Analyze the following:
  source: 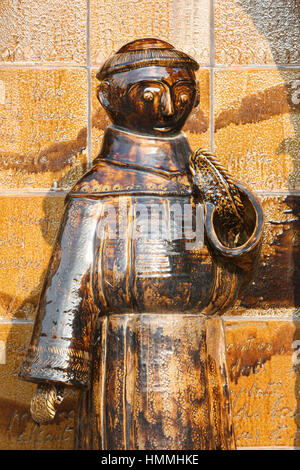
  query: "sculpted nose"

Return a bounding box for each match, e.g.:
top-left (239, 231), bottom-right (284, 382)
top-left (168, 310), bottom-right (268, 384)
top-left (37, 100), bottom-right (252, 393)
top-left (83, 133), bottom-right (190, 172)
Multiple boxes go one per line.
top-left (160, 90), bottom-right (174, 117)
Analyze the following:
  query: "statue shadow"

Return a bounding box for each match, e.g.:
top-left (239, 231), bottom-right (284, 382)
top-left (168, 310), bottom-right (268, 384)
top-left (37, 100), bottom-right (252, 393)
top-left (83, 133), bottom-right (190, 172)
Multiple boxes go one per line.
top-left (2, 162), bottom-right (87, 448)
top-left (2, 98), bottom-right (107, 448)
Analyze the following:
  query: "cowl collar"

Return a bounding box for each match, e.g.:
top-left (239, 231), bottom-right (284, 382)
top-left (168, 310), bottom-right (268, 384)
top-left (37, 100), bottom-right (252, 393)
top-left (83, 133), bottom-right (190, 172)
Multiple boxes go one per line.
top-left (94, 125), bottom-right (192, 174)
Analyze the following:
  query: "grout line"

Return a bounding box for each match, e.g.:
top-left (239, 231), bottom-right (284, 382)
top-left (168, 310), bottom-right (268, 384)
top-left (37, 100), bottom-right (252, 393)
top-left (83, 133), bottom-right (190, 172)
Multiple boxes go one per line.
top-left (254, 189), bottom-right (300, 197)
top-left (0, 64), bottom-right (89, 69)
top-left (212, 64), bottom-right (300, 70)
top-left (209, 0), bottom-right (215, 152)
top-left (87, 0), bottom-right (92, 170)
top-left (0, 63), bottom-right (297, 71)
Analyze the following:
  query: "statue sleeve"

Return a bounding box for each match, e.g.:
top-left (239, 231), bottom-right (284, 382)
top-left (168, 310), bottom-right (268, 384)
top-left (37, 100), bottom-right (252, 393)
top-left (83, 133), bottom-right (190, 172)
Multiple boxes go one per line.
top-left (19, 196), bottom-right (102, 389)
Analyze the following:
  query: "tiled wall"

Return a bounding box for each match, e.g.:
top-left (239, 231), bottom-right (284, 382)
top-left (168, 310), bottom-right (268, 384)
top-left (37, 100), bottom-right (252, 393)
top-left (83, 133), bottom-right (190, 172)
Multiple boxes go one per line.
top-left (0, 0), bottom-right (298, 449)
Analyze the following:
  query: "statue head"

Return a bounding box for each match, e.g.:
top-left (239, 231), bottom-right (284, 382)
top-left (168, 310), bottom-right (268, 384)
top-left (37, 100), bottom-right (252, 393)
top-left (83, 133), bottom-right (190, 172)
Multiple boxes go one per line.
top-left (96, 38), bottom-right (200, 137)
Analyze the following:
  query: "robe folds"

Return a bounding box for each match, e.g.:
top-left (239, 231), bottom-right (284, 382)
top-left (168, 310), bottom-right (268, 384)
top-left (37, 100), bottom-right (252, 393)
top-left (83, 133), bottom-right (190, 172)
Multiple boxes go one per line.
top-left (20, 126), bottom-right (263, 449)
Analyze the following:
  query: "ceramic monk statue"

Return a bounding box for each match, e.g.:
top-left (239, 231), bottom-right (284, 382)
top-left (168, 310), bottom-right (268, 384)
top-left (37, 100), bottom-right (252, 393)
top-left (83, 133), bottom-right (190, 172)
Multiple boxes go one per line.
top-left (19, 38), bottom-right (264, 450)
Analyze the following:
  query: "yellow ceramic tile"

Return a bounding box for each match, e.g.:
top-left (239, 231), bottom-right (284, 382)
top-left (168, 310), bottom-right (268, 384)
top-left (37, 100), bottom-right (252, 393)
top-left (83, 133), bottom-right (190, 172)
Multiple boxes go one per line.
top-left (225, 320), bottom-right (300, 447)
top-left (214, 69), bottom-right (300, 191)
top-left (90, 0), bottom-right (210, 66)
top-left (91, 68), bottom-right (210, 162)
top-left (0, 0), bottom-right (87, 64)
top-left (0, 323), bottom-right (78, 449)
top-left (0, 68), bottom-right (88, 190)
top-left (215, 0), bottom-right (300, 65)
top-left (0, 195), bottom-right (65, 320)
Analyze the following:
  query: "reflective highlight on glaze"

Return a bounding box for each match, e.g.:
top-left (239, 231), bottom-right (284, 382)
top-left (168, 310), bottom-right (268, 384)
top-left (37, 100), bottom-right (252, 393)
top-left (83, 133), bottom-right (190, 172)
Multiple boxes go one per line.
top-left (19, 38), bottom-right (264, 450)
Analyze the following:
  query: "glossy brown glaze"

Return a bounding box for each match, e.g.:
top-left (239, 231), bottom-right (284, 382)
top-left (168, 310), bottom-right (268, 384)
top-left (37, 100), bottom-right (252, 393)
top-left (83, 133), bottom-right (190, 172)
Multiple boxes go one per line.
top-left (75, 315), bottom-right (235, 450)
top-left (19, 38), bottom-right (264, 450)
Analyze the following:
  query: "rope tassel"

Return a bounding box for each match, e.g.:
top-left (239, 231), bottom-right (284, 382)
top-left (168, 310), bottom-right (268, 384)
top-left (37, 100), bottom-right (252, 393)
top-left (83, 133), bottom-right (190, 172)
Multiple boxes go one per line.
top-left (30, 383), bottom-right (64, 425)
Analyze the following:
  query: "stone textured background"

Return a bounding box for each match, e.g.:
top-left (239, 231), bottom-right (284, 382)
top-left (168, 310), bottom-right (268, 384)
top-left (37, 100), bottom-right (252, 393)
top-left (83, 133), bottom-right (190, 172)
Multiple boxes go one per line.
top-left (0, 0), bottom-right (299, 449)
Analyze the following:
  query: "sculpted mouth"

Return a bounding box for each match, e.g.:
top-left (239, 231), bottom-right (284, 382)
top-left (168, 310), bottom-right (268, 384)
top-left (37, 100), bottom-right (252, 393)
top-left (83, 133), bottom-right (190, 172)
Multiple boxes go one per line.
top-left (153, 127), bottom-right (172, 132)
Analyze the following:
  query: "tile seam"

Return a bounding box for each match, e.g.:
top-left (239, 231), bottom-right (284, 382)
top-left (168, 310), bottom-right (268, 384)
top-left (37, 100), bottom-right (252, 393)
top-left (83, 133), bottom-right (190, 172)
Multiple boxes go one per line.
top-left (256, 190), bottom-right (300, 196)
top-left (87, 0), bottom-right (92, 170)
top-left (1, 316), bottom-right (299, 324)
top-left (213, 65), bottom-right (300, 70)
top-left (209, 0), bottom-right (215, 152)
top-left (0, 62), bottom-right (300, 70)
top-left (88, 64), bottom-right (300, 70)
top-left (0, 64), bottom-right (88, 69)
top-left (0, 64), bottom-right (296, 70)
top-left (0, 191), bottom-right (68, 197)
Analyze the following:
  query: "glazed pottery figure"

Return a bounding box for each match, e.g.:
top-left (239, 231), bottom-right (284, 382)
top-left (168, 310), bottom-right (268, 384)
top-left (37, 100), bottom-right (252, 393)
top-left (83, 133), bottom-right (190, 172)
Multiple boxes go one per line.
top-left (19, 38), bottom-right (264, 450)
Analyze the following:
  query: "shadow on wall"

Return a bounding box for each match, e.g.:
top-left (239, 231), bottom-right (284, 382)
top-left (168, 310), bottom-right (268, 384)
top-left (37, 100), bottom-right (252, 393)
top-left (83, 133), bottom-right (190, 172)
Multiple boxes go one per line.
top-left (1, 104), bottom-right (110, 448)
top-left (238, 0), bottom-right (300, 448)
top-left (1, 165), bottom-right (84, 449)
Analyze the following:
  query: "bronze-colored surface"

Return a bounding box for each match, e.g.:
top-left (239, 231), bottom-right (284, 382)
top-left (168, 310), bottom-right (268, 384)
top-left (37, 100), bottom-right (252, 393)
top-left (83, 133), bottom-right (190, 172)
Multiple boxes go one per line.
top-left (91, 68), bottom-right (211, 161)
top-left (18, 38), bottom-right (264, 449)
top-left (76, 315), bottom-right (234, 450)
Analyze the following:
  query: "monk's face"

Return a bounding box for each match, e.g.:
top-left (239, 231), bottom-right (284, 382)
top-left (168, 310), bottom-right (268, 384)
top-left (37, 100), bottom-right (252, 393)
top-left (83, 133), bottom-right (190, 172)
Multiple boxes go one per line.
top-left (98, 66), bottom-right (199, 136)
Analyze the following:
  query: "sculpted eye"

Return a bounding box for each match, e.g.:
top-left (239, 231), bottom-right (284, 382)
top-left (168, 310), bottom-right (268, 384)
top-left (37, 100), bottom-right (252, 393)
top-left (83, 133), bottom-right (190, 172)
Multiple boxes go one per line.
top-left (180, 93), bottom-right (189, 105)
top-left (143, 90), bottom-right (154, 102)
